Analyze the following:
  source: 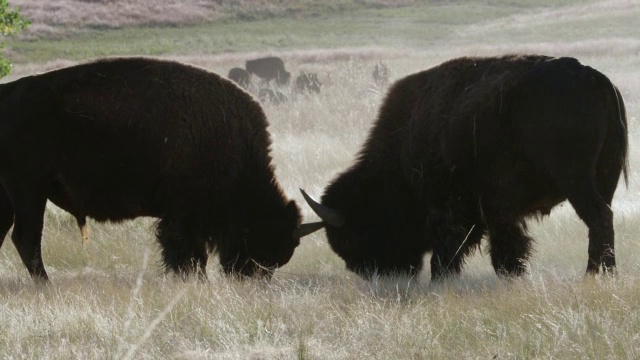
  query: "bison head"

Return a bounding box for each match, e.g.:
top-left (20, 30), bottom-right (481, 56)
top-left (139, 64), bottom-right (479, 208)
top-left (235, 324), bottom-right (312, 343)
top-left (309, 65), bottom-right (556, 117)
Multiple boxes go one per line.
top-left (219, 199), bottom-right (316, 279)
top-left (276, 70), bottom-right (291, 86)
top-left (299, 182), bottom-right (427, 279)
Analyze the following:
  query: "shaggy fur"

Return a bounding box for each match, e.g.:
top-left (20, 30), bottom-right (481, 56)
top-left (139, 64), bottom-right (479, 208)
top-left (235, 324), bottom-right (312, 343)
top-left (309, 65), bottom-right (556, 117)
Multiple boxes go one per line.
top-left (317, 55), bottom-right (628, 280)
top-left (0, 57), bottom-right (302, 282)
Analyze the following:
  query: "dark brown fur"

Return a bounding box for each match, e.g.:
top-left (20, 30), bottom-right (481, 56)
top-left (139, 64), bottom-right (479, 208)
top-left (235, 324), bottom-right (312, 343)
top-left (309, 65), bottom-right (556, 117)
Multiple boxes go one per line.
top-left (0, 57), bottom-right (303, 282)
top-left (315, 55), bottom-right (628, 280)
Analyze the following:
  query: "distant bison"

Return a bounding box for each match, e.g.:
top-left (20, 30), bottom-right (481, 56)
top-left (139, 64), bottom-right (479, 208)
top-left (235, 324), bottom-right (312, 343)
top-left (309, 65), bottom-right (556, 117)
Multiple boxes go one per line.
top-left (372, 61), bottom-right (390, 87)
top-left (0, 57), bottom-right (316, 282)
top-left (245, 56), bottom-right (291, 86)
top-left (295, 72), bottom-right (322, 94)
top-left (227, 67), bottom-right (251, 89)
top-left (258, 88), bottom-right (288, 105)
top-left (301, 55), bottom-right (628, 280)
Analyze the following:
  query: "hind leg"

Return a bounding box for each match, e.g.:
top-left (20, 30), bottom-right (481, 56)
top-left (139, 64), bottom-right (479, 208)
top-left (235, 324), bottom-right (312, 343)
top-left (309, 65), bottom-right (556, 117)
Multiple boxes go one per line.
top-left (487, 219), bottom-right (532, 277)
top-left (537, 156), bottom-right (617, 274)
top-left (548, 166), bottom-right (614, 274)
top-left (0, 186), bottom-right (14, 249)
top-left (156, 217), bottom-right (208, 280)
top-left (592, 137), bottom-right (625, 273)
top-left (563, 179), bottom-right (615, 275)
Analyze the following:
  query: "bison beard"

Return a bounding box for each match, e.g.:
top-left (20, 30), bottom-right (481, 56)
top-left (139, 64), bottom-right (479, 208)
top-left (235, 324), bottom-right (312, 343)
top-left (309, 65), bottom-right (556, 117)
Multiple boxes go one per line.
top-left (301, 55), bottom-right (628, 281)
top-left (0, 57), bottom-right (312, 282)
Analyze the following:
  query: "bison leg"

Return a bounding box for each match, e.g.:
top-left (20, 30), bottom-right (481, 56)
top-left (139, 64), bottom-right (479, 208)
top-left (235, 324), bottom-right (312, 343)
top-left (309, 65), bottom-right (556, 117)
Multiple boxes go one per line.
top-left (2, 181), bottom-right (49, 282)
top-left (589, 136), bottom-right (625, 274)
top-left (156, 217), bottom-right (208, 280)
top-left (0, 186), bottom-right (14, 250)
top-left (430, 224), bottom-right (484, 281)
top-left (486, 220), bottom-right (531, 277)
top-left (565, 183), bottom-right (615, 275)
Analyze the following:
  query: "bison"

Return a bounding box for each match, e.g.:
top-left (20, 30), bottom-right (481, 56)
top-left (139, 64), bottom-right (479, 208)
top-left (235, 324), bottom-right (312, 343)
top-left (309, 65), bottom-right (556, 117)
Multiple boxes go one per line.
top-left (300, 55), bottom-right (628, 281)
top-left (245, 56), bottom-right (291, 86)
top-left (295, 72), bottom-right (322, 94)
top-left (258, 88), bottom-right (288, 105)
top-left (372, 61), bottom-right (390, 88)
top-left (0, 57), bottom-right (317, 282)
top-left (227, 67), bottom-right (251, 89)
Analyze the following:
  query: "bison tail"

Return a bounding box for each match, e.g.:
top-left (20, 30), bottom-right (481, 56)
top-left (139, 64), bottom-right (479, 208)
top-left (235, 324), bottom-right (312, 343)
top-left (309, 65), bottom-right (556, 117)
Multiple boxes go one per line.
top-left (612, 84), bottom-right (629, 188)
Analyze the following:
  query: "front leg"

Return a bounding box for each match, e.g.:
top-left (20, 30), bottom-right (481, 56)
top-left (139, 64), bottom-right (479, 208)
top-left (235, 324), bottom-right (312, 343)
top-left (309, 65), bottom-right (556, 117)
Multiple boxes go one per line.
top-left (430, 224), bottom-right (484, 281)
top-left (156, 216), bottom-right (209, 281)
top-left (486, 219), bottom-right (532, 277)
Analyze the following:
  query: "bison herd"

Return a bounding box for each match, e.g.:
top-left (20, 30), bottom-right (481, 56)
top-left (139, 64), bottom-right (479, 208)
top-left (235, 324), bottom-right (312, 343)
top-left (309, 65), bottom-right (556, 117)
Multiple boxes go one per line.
top-left (227, 56), bottom-right (385, 105)
top-left (228, 56), bottom-right (324, 105)
top-left (0, 54), bottom-right (628, 285)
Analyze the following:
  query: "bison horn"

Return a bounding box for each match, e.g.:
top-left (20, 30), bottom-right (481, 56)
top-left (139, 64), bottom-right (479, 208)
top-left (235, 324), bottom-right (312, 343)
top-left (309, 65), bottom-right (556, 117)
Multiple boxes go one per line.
top-left (292, 221), bottom-right (325, 238)
top-left (300, 189), bottom-right (345, 227)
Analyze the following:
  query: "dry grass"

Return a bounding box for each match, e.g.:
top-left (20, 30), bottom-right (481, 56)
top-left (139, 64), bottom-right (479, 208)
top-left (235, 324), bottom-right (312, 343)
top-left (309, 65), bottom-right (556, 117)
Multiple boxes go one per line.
top-left (1, 0), bottom-right (640, 358)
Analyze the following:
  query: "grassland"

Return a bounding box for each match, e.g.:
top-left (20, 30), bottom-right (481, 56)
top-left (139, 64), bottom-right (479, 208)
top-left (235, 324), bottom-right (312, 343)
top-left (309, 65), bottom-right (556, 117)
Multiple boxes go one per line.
top-left (1, 0), bottom-right (640, 359)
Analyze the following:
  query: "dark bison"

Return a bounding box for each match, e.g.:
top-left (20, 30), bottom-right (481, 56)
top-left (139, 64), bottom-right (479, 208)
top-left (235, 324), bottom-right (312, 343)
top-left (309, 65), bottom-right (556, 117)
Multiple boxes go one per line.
top-left (301, 55), bottom-right (628, 280)
top-left (0, 57), bottom-right (316, 282)
top-left (372, 61), bottom-right (390, 87)
top-left (295, 72), bottom-right (322, 94)
top-left (245, 56), bottom-right (291, 86)
top-left (227, 67), bottom-right (251, 89)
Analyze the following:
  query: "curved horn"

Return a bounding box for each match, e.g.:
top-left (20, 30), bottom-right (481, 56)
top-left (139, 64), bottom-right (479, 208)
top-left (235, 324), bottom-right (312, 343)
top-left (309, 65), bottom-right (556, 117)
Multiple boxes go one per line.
top-left (300, 189), bottom-right (345, 227)
top-left (292, 221), bottom-right (325, 239)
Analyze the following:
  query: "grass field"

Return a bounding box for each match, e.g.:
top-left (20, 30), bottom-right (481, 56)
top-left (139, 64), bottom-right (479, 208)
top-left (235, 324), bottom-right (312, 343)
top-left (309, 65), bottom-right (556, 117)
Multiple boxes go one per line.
top-left (1, 0), bottom-right (640, 358)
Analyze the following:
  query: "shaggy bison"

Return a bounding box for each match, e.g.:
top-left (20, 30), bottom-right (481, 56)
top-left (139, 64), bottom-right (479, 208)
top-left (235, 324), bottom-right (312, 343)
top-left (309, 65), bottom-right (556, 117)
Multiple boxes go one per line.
top-left (295, 72), bottom-right (322, 94)
top-left (0, 57), bottom-right (315, 282)
top-left (301, 55), bottom-right (628, 280)
top-left (245, 56), bottom-right (291, 86)
top-left (227, 67), bottom-right (251, 89)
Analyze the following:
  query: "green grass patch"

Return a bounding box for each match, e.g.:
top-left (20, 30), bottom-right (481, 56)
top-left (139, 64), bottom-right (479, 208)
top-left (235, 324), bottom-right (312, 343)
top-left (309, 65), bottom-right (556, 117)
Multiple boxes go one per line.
top-left (6, 2), bottom-right (589, 63)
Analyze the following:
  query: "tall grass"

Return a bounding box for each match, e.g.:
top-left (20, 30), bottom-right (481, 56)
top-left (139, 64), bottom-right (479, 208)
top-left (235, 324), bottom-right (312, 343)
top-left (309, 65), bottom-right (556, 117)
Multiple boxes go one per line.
top-left (1, 0), bottom-right (640, 358)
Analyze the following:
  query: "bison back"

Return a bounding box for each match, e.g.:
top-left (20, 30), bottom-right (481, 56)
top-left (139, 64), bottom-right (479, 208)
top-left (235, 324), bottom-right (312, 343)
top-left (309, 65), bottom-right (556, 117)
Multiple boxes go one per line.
top-left (0, 57), bottom-right (269, 221)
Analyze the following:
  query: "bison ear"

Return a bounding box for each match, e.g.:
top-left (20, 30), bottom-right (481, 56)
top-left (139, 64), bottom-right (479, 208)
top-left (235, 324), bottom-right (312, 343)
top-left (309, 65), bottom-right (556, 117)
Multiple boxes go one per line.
top-left (287, 199), bottom-right (300, 211)
top-left (286, 200), bottom-right (302, 220)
